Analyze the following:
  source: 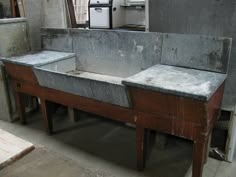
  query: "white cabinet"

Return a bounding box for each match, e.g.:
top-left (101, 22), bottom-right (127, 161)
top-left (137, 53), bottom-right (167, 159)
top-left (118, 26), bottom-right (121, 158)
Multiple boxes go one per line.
top-left (90, 7), bottom-right (110, 28)
top-left (89, 0), bottom-right (125, 29)
top-left (90, 0), bottom-right (110, 4)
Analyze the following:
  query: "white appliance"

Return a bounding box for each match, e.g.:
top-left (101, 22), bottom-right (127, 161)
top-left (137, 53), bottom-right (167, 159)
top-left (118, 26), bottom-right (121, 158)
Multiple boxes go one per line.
top-left (89, 0), bottom-right (125, 29)
top-left (126, 0), bottom-right (145, 6)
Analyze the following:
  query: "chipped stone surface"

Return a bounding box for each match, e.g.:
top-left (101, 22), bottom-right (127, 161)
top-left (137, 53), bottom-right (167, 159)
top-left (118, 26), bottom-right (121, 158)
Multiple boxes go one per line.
top-left (42, 28), bottom-right (163, 77)
top-left (161, 33), bottom-right (232, 74)
top-left (71, 29), bottom-right (163, 78)
top-left (41, 28), bottom-right (73, 53)
top-left (123, 64), bottom-right (227, 101)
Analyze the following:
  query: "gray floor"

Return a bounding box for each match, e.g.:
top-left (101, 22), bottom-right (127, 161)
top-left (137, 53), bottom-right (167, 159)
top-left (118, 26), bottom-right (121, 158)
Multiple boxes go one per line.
top-left (0, 108), bottom-right (235, 177)
top-left (0, 148), bottom-right (116, 177)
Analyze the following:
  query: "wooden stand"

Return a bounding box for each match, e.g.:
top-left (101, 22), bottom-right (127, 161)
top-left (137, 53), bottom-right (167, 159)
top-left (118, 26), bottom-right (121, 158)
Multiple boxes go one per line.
top-left (6, 63), bottom-right (224, 177)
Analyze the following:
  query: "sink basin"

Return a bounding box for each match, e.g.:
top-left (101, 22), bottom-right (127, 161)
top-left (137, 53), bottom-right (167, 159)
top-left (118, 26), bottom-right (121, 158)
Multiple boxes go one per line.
top-left (34, 57), bottom-right (131, 107)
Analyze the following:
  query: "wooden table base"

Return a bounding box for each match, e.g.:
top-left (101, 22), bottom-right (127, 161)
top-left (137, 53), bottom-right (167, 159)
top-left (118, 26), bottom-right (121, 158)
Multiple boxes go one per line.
top-left (14, 87), bottom-right (213, 177)
top-left (6, 62), bottom-right (224, 177)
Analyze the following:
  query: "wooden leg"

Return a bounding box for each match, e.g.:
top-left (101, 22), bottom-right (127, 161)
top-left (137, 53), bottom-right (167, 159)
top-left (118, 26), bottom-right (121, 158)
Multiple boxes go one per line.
top-left (204, 133), bottom-right (212, 164)
top-left (136, 125), bottom-right (146, 171)
top-left (192, 140), bottom-right (207, 177)
top-left (15, 92), bottom-right (26, 124)
top-left (40, 98), bottom-right (54, 135)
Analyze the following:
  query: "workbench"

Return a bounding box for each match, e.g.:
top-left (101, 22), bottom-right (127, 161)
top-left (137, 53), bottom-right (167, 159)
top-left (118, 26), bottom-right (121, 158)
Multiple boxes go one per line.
top-left (1, 28), bottom-right (232, 177)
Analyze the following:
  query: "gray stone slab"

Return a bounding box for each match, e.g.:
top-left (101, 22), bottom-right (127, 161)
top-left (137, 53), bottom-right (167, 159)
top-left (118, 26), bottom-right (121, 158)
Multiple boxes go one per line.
top-left (0, 18), bottom-right (27, 24)
top-left (123, 64), bottom-right (227, 101)
top-left (34, 58), bottom-right (131, 107)
top-left (0, 18), bottom-right (29, 57)
top-left (161, 33), bottom-right (232, 74)
top-left (1, 50), bottom-right (75, 67)
top-left (43, 0), bottom-right (68, 28)
top-left (71, 29), bottom-right (163, 78)
top-left (41, 28), bottom-right (73, 53)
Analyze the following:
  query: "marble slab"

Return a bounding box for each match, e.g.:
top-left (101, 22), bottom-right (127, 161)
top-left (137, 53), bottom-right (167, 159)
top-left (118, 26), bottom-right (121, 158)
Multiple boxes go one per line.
top-left (71, 29), bottom-right (163, 78)
top-left (161, 33), bottom-right (232, 74)
top-left (0, 18), bottom-right (27, 24)
top-left (1, 50), bottom-right (75, 67)
top-left (34, 58), bottom-right (131, 107)
top-left (41, 28), bottom-right (163, 78)
top-left (41, 28), bottom-right (73, 53)
top-left (123, 64), bottom-right (227, 101)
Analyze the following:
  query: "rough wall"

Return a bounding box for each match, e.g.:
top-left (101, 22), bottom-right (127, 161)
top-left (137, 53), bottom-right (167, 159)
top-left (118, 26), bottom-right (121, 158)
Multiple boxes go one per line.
top-left (149, 0), bottom-right (236, 109)
top-left (41, 28), bottom-right (163, 78)
top-left (23, 0), bottom-right (68, 51)
top-left (42, 0), bottom-right (68, 28)
top-left (24, 0), bottom-right (44, 50)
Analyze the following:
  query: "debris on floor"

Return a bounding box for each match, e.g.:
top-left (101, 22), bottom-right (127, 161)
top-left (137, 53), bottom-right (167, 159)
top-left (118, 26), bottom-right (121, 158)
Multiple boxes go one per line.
top-left (0, 129), bottom-right (34, 169)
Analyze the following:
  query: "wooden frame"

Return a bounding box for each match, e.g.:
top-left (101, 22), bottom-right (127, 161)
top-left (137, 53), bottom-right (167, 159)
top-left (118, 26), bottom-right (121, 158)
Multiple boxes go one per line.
top-left (16, 0), bottom-right (25, 17)
top-left (10, 0), bottom-right (16, 17)
top-left (66, 0), bottom-right (89, 28)
top-left (4, 62), bottom-right (225, 177)
top-left (67, 0), bottom-right (77, 28)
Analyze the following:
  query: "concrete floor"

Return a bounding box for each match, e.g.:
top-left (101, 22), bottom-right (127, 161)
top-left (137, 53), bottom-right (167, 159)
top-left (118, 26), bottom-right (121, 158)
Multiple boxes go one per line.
top-left (0, 108), bottom-right (235, 177)
top-left (0, 147), bottom-right (116, 177)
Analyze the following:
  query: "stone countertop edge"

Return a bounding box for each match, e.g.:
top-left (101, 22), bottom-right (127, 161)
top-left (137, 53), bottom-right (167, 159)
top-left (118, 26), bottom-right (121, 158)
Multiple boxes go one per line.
top-left (0, 18), bottom-right (27, 24)
top-left (34, 67), bottom-right (125, 86)
top-left (122, 69), bottom-right (227, 102)
top-left (0, 52), bottom-right (76, 67)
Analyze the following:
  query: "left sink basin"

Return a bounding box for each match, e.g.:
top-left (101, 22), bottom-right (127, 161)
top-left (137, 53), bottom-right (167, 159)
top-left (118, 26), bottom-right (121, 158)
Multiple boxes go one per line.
top-left (33, 57), bottom-right (131, 108)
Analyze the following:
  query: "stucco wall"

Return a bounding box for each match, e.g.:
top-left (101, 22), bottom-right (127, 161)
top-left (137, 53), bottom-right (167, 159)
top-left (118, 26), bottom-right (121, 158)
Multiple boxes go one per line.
top-left (23, 0), bottom-right (68, 51)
